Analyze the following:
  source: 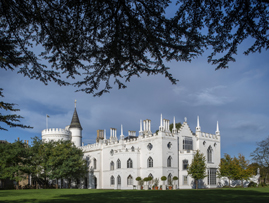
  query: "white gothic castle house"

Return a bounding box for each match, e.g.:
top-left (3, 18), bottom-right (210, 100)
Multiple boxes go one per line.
top-left (42, 105), bottom-right (221, 189)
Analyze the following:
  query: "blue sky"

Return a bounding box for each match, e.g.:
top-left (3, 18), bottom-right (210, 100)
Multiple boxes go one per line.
top-left (1, 4), bottom-right (269, 161)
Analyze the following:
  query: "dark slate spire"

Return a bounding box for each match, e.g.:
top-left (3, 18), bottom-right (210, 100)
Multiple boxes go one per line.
top-left (70, 107), bottom-right (82, 130)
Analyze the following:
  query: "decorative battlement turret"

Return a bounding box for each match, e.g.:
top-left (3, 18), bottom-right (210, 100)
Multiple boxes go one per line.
top-left (42, 128), bottom-right (71, 136)
top-left (41, 128), bottom-right (71, 141)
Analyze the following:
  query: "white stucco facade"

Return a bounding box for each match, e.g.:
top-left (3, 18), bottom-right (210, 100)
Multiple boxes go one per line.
top-left (42, 108), bottom-right (221, 189)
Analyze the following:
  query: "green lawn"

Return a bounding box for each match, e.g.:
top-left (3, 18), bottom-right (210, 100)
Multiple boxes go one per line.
top-left (0, 188), bottom-right (268, 203)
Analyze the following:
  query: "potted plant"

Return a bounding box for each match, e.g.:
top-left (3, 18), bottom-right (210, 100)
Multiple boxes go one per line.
top-left (172, 176), bottom-right (178, 190)
top-left (143, 177), bottom-right (149, 190)
top-left (161, 176), bottom-right (167, 190)
top-left (136, 177), bottom-right (142, 190)
top-left (160, 185), bottom-right (162, 190)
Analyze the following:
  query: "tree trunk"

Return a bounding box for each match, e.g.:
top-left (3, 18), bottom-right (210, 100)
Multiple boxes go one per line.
top-left (196, 180), bottom-right (198, 189)
top-left (16, 181), bottom-right (19, 190)
top-left (228, 178), bottom-right (230, 187)
top-left (241, 179), bottom-right (244, 187)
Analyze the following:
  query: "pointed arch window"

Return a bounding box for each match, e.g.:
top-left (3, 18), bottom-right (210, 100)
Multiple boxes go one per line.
top-left (183, 159), bottom-right (188, 170)
top-left (117, 175), bottom-right (121, 185)
top-left (117, 159), bottom-right (121, 169)
top-left (167, 156), bottom-right (172, 167)
top-left (127, 158), bottom-right (133, 168)
top-left (127, 175), bottom-right (133, 185)
top-left (93, 158), bottom-right (97, 169)
top-left (110, 176), bottom-right (115, 185)
top-left (148, 156), bottom-right (153, 168)
top-left (110, 161), bottom-right (114, 170)
top-left (207, 146), bottom-right (213, 163)
top-left (131, 146), bottom-right (135, 152)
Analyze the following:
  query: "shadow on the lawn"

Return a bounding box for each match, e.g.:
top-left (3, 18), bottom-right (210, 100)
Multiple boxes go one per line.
top-left (1, 189), bottom-right (269, 203)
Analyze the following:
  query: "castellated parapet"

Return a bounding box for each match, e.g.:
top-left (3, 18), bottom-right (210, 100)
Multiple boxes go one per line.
top-left (42, 128), bottom-right (71, 142)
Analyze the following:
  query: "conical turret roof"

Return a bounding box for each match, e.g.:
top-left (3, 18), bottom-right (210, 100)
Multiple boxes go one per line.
top-left (70, 108), bottom-right (82, 129)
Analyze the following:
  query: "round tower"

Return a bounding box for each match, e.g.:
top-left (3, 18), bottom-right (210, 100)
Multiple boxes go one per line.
top-left (69, 100), bottom-right (83, 147)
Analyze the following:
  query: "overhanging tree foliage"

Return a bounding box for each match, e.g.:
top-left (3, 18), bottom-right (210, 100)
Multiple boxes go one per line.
top-left (187, 150), bottom-right (207, 189)
top-left (1, 0), bottom-right (268, 130)
top-left (0, 88), bottom-right (32, 131)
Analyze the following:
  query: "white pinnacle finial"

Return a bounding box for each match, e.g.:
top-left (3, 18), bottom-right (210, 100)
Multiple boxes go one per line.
top-left (216, 121), bottom-right (219, 132)
top-left (140, 120), bottom-right (142, 132)
top-left (173, 116), bottom-right (176, 129)
top-left (121, 124), bottom-right (123, 136)
top-left (74, 99), bottom-right (77, 108)
top-left (184, 117), bottom-right (187, 122)
top-left (160, 114), bottom-right (163, 127)
top-left (196, 116), bottom-right (201, 132)
top-left (104, 129), bottom-right (106, 140)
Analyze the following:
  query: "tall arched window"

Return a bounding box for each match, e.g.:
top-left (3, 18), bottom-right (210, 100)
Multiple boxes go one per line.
top-left (117, 175), bottom-right (121, 185)
top-left (93, 158), bottom-right (97, 169)
top-left (117, 159), bottom-right (121, 169)
top-left (110, 176), bottom-right (115, 185)
top-left (183, 159), bottom-right (188, 170)
top-left (127, 175), bottom-right (133, 185)
top-left (167, 156), bottom-right (172, 167)
top-left (110, 161), bottom-right (114, 170)
top-left (148, 156), bottom-right (153, 168)
top-left (127, 158), bottom-right (133, 168)
top-left (207, 146), bottom-right (213, 163)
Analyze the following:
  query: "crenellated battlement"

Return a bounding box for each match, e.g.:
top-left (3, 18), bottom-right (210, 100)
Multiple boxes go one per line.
top-left (80, 142), bottom-right (101, 151)
top-left (42, 128), bottom-right (71, 136)
top-left (200, 132), bottom-right (219, 140)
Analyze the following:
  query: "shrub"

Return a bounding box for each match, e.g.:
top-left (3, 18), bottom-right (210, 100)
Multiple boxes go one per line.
top-left (248, 181), bottom-right (257, 188)
top-left (172, 176), bottom-right (178, 181)
top-left (136, 177), bottom-right (141, 181)
top-left (143, 177), bottom-right (149, 182)
top-left (161, 176), bottom-right (167, 181)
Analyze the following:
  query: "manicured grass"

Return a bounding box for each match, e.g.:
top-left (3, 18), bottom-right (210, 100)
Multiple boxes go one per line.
top-left (0, 188), bottom-right (268, 203)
